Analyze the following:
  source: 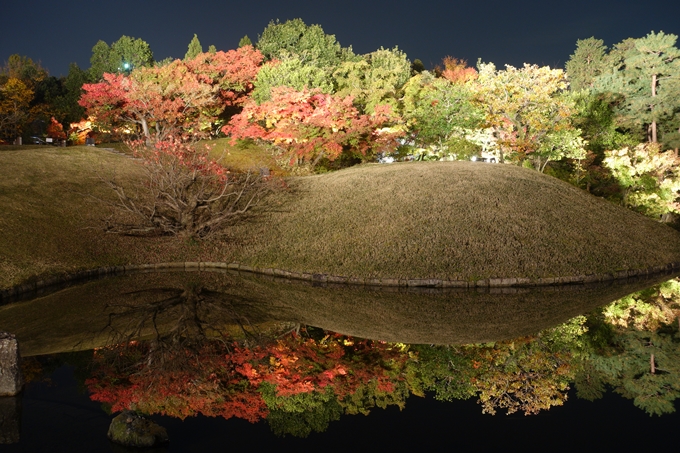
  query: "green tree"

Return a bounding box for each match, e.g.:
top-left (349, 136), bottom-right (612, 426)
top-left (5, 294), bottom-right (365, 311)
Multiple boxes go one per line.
top-left (88, 36), bottom-right (154, 80)
top-left (333, 46), bottom-right (411, 115)
top-left (402, 71), bottom-right (484, 159)
top-left (472, 62), bottom-right (582, 169)
top-left (594, 31), bottom-right (680, 145)
top-left (256, 18), bottom-right (353, 69)
top-left (88, 40), bottom-right (114, 81)
top-left (566, 37), bottom-right (608, 92)
top-left (184, 34), bottom-right (203, 61)
top-left (251, 55), bottom-right (334, 104)
top-left (238, 35), bottom-right (252, 48)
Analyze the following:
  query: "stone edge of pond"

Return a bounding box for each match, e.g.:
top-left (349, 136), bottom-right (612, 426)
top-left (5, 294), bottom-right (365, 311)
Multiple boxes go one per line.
top-left (2, 261), bottom-right (680, 303)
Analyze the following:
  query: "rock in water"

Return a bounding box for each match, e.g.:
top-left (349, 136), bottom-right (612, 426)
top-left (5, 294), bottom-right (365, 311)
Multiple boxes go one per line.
top-left (0, 332), bottom-right (23, 397)
top-left (107, 410), bottom-right (169, 448)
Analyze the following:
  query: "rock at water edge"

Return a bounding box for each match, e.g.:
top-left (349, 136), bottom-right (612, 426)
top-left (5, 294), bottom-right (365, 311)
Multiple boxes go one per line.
top-left (108, 410), bottom-right (169, 448)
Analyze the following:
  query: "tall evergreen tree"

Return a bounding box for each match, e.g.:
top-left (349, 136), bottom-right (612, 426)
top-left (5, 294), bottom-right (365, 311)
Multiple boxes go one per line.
top-left (594, 31), bottom-right (680, 144)
top-left (185, 34), bottom-right (203, 61)
top-left (565, 37), bottom-right (608, 91)
top-left (238, 35), bottom-right (252, 48)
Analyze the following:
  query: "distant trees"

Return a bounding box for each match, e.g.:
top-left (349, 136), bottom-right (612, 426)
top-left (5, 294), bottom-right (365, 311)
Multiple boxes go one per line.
top-left (88, 36), bottom-right (154, 81)
top-left (0, 54), bottom-right (84, 142)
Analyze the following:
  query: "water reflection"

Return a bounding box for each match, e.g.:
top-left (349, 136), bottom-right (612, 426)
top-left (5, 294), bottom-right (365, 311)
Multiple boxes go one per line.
top-left (2, 270), bottom-right (679, 441)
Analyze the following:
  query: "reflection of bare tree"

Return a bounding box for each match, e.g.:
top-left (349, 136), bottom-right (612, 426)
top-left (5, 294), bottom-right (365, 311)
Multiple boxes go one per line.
top-left (101, 284), bottom-right (281, 373)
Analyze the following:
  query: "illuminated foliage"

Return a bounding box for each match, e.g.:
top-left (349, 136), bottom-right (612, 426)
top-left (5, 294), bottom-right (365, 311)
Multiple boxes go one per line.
top-left (46, 116), bottom-right (66, 140)
top-left (472, 62), bottom-right (584, 170)
top-left (437, 56), bottom-right (478, 84)
top-left (223, 86), bottom-right (403, 168)
top-left (333, 47), bottom-right (412, 115)
top-left (79, 47), bottom-right (263, 142)
top-left (402, 71), bottom-right (484, 159)
top-left (603, 142), bottom-right (680, 216)
top-left (0, 77), bottom-right (33, 140)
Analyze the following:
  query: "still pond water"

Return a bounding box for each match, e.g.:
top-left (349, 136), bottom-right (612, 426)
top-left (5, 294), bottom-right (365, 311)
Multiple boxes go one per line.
top-left (1, 270), bottom-right (679, 451)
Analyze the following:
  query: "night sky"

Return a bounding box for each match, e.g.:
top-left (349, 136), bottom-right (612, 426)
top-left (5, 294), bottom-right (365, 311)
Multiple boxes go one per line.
top-left (2, 1), bottom-right (680, 77)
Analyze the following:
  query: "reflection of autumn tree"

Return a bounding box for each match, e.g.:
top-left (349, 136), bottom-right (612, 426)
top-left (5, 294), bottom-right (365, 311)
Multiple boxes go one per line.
top-left (86, 323), bottom-right (411, 437)
top-left (413, 318), bottom-right (586, 416)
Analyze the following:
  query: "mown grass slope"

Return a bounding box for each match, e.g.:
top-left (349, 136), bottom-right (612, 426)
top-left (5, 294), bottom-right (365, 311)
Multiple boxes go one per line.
top-left (2, 148), bottom-right (679, 290)
top-left (232, 161), bottom-right (680, 281)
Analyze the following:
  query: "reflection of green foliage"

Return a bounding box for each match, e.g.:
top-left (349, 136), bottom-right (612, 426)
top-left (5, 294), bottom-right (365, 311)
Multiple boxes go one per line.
top-left (603, 279), bottom-right (680, 330)
top-left (408, 344), bottom-right (476, 401)
top-left (340, 379), bottom-right (410, 415)
top-left (578, 280), bottom-right (680, 416)
top-left (588, 328), bottom-right (680, 416)
top-left (267, 397), bottom-right (342, 438)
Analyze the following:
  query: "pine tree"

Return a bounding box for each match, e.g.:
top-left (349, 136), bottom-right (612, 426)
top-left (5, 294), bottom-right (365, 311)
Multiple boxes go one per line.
top-left (565, 37), bottom-right (608, 91)
top-left (238, 35), bottom-right (252, 48)
top-left (185, 34), bottom-right (203, 61)
top-left (594, 31), bottom-right (680, 144)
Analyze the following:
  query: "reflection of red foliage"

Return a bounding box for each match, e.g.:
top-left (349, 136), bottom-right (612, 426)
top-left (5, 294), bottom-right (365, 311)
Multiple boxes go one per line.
top-left (85, 332), bottom-right (408, 422)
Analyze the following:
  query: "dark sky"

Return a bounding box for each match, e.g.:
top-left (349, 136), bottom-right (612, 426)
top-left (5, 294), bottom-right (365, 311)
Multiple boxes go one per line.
top-left (2, 0), bottom-right (680, 77)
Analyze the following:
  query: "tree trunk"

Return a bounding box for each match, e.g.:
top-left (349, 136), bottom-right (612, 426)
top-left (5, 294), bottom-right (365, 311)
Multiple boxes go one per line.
top-left (140, 118), bottom-right (150, 144)
top-left (650, 353), bottom-right (656, 374)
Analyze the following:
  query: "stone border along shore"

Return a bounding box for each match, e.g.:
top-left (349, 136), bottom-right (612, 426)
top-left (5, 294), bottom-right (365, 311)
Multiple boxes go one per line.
top-left (2, 261), bottom-right (680, 303)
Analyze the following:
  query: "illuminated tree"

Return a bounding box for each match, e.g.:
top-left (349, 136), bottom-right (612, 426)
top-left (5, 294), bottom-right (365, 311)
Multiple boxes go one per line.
top-left (594, 31), bottom-right (680, 145)
top-left (333, 47), bottom-right (412, 115)
top-left (565, 37), bottom-right (608, 92)
top-left (472, 62), bottom-right (585, 170)
top-left (603, 142), bottom-right (680, 217)
top-left (80, 47), bottom-right (263, 142)
top-left (256, 18), bottom-right (352, 69)
top-left (223, 86), bottom-right (402, 168)
top-left (0, 77), bottom-right (33, 140)
top-left (184, 34), bottom-right (203, 61)
top-left (402, 71), bottom-right (484, 159)
top-left (437, 56), bottom-right (478, 84)
top-left (87, 36), bottom-right (154, 81)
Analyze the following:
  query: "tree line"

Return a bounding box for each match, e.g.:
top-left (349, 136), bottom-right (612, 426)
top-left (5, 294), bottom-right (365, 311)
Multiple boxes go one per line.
top-left (2, 19), bottom-right (680, 223)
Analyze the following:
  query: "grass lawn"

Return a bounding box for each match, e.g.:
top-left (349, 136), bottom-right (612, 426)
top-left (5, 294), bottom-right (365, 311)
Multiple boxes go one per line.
top-left (1, 144), bottom-right (680, 292)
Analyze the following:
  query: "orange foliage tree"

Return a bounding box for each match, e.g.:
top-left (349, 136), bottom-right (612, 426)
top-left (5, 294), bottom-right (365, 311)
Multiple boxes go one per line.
top-left (223, 86), bottom-right (403, 168)
top-left (79, 47), bottom-right (263, 143)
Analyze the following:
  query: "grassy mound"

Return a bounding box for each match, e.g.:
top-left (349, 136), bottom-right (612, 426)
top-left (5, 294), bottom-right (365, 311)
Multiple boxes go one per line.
top-left (232, 161), bottom-right (680, 281)
top-left (2, 148), bottom-right (679, 290)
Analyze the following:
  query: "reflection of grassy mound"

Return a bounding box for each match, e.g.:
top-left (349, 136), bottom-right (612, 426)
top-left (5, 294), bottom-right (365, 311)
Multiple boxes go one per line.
top-left (234, 161), bottom-right (680, 280)
top-left (2, 270), bottom-right (675, 353)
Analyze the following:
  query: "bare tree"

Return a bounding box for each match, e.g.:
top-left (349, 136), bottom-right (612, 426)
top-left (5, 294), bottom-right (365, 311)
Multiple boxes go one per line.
top-left (100, 140), bottom-right (273, 238)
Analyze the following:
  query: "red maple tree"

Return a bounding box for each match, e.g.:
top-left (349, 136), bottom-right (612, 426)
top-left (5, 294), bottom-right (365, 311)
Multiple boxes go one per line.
top-left (223, 86), bottom-right (403, 167)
